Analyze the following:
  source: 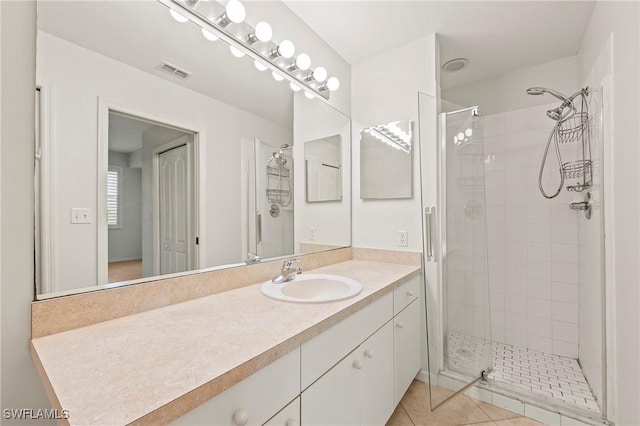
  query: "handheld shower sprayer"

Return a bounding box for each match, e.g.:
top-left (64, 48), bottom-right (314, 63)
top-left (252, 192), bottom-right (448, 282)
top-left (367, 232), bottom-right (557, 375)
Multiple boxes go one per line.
top-left (525, 86), bottom-right (591, 199)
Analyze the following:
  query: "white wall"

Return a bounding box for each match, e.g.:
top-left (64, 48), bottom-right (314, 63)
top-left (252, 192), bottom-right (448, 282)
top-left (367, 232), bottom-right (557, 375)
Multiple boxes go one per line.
top-left (293, 92), bottom-right (351, 249)
top-left (443, 56), bottom-right (579, 115)
top-left (578, 2), bottom-right (640, 424)
top-left (1, 1), bottom-right (54, 421)
top-left (107, 151), bottom-right (143, 263)
top-left (352, 36), bottom-right (438, 251)
top-left (37, 32), bottom-right (292, 292)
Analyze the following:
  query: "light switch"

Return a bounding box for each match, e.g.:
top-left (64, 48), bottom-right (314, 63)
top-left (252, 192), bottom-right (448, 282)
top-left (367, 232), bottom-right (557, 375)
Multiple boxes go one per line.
top-left (70, 208), bottom-right (92, 224)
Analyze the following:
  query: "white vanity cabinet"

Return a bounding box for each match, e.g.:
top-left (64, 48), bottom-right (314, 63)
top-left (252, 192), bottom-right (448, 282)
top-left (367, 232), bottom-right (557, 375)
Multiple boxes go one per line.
top-left (263, 397), bottom-right (300, 426)
top-left (171, 276), bottom-right (422, 426)
top-left (171, 349), bottom-right (300, 426)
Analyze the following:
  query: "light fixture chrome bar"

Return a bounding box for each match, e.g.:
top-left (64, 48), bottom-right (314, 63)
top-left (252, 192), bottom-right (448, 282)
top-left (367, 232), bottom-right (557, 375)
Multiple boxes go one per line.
top-left (368, 127), bottom-right (410, 153)
top-left (158, 0), bottom-right (331, 101)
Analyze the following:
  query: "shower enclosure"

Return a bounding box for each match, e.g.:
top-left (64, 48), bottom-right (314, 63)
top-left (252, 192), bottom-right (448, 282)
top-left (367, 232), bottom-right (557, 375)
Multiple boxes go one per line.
top-left (241, 138), bottom-right (294, 263)
top-left (419, 90), bottom-right (607, 424)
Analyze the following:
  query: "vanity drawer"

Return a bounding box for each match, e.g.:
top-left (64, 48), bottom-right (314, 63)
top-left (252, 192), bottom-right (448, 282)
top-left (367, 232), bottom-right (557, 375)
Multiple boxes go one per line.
top-left (171, 348), bottom-right (300, 426)
top-left (301, 291), bottom-right (393, 390)
top-left (393, 276), bottom-right (420, 315)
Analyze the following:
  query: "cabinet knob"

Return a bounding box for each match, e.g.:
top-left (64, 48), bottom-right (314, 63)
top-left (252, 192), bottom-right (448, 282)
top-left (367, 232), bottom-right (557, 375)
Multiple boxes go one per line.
top-left (232, 410), bottom-right (249, 426)
top-left (364, 349), bottom-right (373, 359)
top-left (396, 322), bottom-right (405, 329)
top-left (353, 359), bottom-right (363, 370)
top-left (285, 419), bottom-right (299, 426)
top-left (407, 290), bottom-right (414, 297)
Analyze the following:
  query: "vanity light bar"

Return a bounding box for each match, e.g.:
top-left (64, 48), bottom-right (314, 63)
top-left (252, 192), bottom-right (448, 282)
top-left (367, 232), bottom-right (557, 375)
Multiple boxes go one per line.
top-left (159, 0), bottom-right (337, 101)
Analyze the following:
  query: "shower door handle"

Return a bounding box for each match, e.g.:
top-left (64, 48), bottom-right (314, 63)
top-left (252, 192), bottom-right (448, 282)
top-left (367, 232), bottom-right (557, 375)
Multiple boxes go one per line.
top-left (425, 207), bottom-right (436, 262)
top-left (256, 211), bottom-right (262, 244)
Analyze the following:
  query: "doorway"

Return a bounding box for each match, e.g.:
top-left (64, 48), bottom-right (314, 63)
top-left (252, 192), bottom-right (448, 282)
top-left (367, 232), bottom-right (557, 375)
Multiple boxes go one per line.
top-left (102, 110), bottom-right (198, 284)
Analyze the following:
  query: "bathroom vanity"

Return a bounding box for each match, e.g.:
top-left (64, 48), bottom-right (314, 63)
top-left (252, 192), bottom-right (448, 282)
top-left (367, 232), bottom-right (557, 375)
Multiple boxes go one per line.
top-left (30, 249), bottom-right (422, 425)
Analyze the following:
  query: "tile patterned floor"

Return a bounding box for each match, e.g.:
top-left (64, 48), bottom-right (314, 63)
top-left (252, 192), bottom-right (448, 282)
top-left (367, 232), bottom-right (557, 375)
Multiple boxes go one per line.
top-left (388, 380), bottom-right (545, 426)
top-left (447, 332), bottom-right (600, 412)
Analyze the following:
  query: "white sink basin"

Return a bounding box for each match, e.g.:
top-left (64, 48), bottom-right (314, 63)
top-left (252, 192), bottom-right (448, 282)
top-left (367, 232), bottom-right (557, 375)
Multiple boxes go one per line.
top-left (261, 274), bottom-right (362, 303)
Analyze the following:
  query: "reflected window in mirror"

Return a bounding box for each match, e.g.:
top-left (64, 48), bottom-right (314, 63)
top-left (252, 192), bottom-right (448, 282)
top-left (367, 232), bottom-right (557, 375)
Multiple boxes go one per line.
top-left (360, 120), bottom-right (413, 200)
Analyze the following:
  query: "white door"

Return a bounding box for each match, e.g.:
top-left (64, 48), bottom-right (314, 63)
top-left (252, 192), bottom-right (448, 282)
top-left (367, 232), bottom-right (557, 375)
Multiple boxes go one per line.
top-left (319, 164), bottom-right (341, 200)
top-left (159, 144), bottom-right (189, 275)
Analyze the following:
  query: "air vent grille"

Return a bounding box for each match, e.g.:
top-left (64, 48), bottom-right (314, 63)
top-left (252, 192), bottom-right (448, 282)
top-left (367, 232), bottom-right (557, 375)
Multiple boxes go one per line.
top-left (157, 62), bottom-right (192, 80)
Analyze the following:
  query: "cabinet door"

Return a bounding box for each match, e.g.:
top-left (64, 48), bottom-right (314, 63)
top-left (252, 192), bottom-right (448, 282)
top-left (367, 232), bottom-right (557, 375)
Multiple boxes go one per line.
top-left (359, 321), bottom-right (394, 425)
top-left (394, 299), bottom-right (422, 406)
top-left (301, 350), bottom-right (361, 426)
top-left (264, 397), bottom-right (300, 426)
top-left (171, 349), bottom-right (300, 426)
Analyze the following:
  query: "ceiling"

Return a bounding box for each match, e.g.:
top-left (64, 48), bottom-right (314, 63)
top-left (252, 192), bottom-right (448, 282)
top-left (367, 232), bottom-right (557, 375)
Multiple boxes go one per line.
top-left (38, 0), bottom-right (596, 120)
top-left (283, 1), bottom-right (596, 89)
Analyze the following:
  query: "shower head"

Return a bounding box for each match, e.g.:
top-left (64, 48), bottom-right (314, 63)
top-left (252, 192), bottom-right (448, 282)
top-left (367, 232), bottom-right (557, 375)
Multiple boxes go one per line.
top-left (526, 87), bottom-right (573, 104)
top-left (546, 104), bottom-right (573, 121)
top-left (527, 87), bottom-right (577, 121)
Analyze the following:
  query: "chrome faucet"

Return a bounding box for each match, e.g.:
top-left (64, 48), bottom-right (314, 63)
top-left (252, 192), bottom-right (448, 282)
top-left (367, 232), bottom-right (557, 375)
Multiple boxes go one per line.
top-left (246, 252), bottom-right (261, 265)
top-left (272, 258), bottom-right (302, 284)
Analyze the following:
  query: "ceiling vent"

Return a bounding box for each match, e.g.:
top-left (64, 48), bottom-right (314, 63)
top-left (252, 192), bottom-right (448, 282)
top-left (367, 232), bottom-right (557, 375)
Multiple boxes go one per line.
top-left (157, 62), bottom-right (192, 80)
top-left (442, 58), bottom-right (470, 73)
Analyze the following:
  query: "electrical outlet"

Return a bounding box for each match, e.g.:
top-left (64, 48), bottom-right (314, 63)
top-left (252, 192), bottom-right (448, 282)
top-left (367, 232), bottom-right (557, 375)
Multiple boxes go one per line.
top-left (398, 230), bottom-right (408, 247)
top-left (310, 227), bottom-right (317, 241)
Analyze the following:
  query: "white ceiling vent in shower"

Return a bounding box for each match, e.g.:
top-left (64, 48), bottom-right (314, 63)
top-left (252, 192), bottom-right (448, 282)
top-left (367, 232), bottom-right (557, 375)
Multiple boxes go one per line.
top-left (156, 61), bottom-right (192, 80)
top-left (442, 58), bottom-right (470, 73)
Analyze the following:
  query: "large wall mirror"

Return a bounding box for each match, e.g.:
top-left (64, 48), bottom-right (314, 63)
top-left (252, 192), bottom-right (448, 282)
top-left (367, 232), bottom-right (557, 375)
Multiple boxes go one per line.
top-left (34, 1), bottom-right (351, 298)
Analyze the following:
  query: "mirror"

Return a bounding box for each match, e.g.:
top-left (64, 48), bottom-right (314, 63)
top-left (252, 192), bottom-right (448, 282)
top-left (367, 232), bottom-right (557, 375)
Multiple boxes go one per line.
top-left (360, 120), bottom-right (413, 200)
top-left (305, 135), bottom-right (342, 202)
top-left (34, 1), bottom-right (351, 298)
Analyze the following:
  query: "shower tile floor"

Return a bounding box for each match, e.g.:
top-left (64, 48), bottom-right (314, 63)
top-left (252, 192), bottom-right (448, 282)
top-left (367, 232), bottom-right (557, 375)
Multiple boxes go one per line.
top-left (448, 332), bottom-right (600, 412)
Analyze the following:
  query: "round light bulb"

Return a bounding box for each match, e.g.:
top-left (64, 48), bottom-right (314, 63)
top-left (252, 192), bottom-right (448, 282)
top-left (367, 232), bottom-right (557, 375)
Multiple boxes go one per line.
top-left (313, 67), bottom-right (327, 82)
top-left (201, 28), bottom-right (218, 42)
top-left (254, 22), bottom-right (272, 43)
top-left (170, 9), bottom-right (189, 23)
top-left (465, 128), bottom-right (473, 137)
top-left (254, 60), bottom-right (268, 71)
top-left (272, 71), bottom-right (284, 82)
top-left (326, 76), bottom-right (340, 91)
top-left (278, 40), bottom-right (295, 59)
top-left (225, 0), bottom-right (246, 24)
top-left (304, 91), bottom-right (315, 100)
top-left (289, 82), bottom-right (302, 92)
top-left (295, 53), bottom-right (311, 71)
top-left (457, 132), bottom-right (465, 141)
top-left (229, 46), bottom-right (245, 58)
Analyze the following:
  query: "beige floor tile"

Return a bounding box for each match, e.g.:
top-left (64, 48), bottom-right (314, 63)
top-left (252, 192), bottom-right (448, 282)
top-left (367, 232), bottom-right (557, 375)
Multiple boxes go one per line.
top-left (386, 404), bottom-right (415, 426)
top-left (472, 400), bottom-right (521, 421)
top-left (399, 381), bottom-right (492, 426)
top-left (494, 417), bottom-right (546, 426)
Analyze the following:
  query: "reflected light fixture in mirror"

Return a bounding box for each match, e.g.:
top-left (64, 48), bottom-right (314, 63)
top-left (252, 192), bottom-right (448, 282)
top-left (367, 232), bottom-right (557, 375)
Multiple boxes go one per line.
top-left (160, 0), bottom-right (339, 100)
top-left (362, 121), bottom-right (412, 153)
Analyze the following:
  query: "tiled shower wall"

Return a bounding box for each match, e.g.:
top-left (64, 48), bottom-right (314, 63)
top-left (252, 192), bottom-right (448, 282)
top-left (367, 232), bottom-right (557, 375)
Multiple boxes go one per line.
top-left (484, 103), bottom-right (582, 358)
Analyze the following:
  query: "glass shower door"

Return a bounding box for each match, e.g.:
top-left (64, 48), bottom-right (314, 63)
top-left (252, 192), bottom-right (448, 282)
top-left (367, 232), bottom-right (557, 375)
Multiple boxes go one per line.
top-left (420, 93), bottom-right (493, 409)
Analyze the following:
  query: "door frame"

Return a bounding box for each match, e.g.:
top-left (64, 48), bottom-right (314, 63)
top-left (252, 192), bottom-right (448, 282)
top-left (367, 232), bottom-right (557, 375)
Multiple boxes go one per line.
top-left (152, 137), bottom-right (193, 276)
top-left (97, 98), bottom-right (205, 285)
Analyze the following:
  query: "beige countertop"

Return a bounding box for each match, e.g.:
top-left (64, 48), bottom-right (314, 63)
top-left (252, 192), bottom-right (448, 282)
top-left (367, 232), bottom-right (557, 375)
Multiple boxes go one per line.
top-left (31, 259), bottom-right (421, 426)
